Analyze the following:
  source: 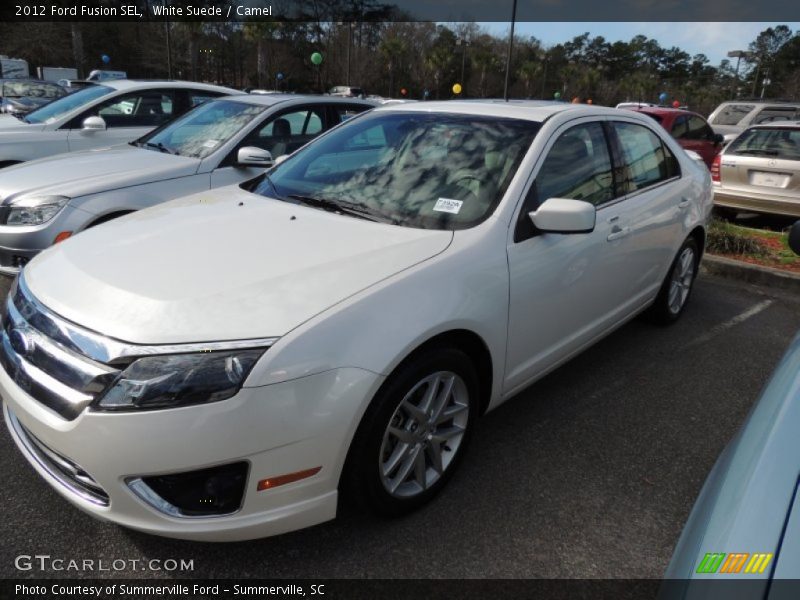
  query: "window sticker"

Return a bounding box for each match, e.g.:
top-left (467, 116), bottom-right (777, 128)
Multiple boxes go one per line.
top-left (433, 198), bottom-right (463, 214)
top-left (202, 139), bottom-right (220, 148)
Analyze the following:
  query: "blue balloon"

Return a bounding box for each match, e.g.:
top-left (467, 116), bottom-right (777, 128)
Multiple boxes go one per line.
top-left (101, 54), bottom-right (110, 64)
top-left (276, 72), bottom-right (284, 81)
top-left (659, 92), bottom-right (668, 102)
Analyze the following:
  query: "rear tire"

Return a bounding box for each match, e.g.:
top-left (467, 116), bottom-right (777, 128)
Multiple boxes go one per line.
top-left (646, 237), bottom-right (699, 325)
top-left (342, 346), bottom-right (478, 517)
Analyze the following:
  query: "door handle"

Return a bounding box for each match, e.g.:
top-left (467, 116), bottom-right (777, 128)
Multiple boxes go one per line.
top-left (607, 225), bottom-right (630, 242)
top-left (678, 197), bottom-right (691, 210)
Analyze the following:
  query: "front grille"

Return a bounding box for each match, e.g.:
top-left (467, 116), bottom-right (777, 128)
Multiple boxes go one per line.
top-left (0, 277), bottom-right (122, 420)
top-left (6, 407), bottom-right (109, 506)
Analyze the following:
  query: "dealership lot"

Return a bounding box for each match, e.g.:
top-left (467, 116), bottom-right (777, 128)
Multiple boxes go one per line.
top-left (1, 272), bottom-right (798, 579)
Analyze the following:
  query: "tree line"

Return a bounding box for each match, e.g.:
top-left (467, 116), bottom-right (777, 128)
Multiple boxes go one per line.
top-left (1, 19), bottom-right (798, 115)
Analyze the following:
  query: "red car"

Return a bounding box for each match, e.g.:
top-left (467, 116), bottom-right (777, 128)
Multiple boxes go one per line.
top-left (624, 107), bottom-right (724, 169)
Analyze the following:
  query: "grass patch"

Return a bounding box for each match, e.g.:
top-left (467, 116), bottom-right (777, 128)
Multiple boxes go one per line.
top-left (706, 218), bottom-right (800, 273)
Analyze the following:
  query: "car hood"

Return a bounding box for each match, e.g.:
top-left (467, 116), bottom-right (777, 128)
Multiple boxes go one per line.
top-left (24, 187), bottom-right (453, 344)
top-left (0, 145), bottom-right (199, 202)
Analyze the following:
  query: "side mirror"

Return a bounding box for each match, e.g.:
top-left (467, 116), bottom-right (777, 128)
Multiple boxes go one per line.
top-left (789, 221), bottom-right (800, 256)
top-left (274, 154), bottom-right (289, 166)
top-left (81, 116), bottom-right (106, 132)
top-left (236, 146), bottom-right (274, 168)
top-left (713, 133), bottom-right (725, 145)
top-left (529, 198), bottom-right (596, 234)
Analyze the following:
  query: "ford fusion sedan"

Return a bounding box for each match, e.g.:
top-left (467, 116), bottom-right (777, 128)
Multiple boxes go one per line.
top-left (711, 122), bottom-right (800, 218)
top-left (0, 94), bottom-right (375, 275)
top-left (664, 222), bottom-right (800, 595)
top-left (0, 79), bottom-right (238, 168)
top-left (1, 101), bottom-right (712, 541)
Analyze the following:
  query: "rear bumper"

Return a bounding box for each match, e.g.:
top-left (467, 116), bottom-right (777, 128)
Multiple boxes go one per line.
top-left (713, 189), bottom-right (800, 218)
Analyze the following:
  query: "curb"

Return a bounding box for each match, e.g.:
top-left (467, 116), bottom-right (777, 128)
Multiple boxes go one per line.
top-left (702, 254), bottom-right (800, 293)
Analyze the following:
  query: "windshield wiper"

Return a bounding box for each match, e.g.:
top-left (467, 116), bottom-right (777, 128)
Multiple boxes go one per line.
top-left (144, 141), bottom-right (179, 155)
top-left (287, 194), bottom-right (394, 224)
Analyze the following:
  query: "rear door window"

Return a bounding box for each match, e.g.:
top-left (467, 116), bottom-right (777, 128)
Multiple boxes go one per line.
top-left (711, 104), bottom-right (755, 126)
top-left (613, 122), bottom-right (679, 192)
top-left (752, 106), bottom-right (799, 125)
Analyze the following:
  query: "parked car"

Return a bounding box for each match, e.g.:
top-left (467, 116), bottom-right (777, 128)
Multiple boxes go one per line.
top-left (623, 106), bottom-right (724, 169)
top-left (0, 79), bottom-right (239, 168)
top-left (664, 220), bottom-right (800, 593)
top-left (1, 100), bottom-right (712, 541)
top-left (0, 94), bottom-right (375, 275)
top-left (329, 85), bottom-right (365, 98)
top-left (0, 79), bottom-right (67, 116)
top-left (711, 122), bottom-right (800, 218)
top-left (708, 100), bottom-right (800, 141)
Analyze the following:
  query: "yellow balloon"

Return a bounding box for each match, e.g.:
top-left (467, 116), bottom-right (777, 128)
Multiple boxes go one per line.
top-left (452, 83), bottom-right (462, 95)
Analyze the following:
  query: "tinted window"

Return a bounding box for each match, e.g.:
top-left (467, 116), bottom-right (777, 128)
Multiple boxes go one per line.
top-left (686, 115), bottom-right (714, 140)
top-left (727, 127), bottom-right (800, 161)
top-left (614, 122), bottom-right (677, 191)
top-left (90, 90), bottom-right (174, 127)
top-left (257, 111), bottom-right (539, 230)
top-left (535, 122), bottom-right (614, 207)
top-left (671, 115), bottom-right (689, 139)
top-left (336, 104), bottom-right (370, 123)
top-left (1, 81), bottom-right (65, 99)
top-left (710, 104), bottom-right (755, 126)
top-left (246, 107), bottom-right (326, 157)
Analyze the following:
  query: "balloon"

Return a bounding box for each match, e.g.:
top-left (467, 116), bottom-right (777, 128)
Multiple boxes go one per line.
top-left (101, 54), bottom-right (110, 64)
top-left (310, 52), bottom-right (323, 66)
top-left (587, 98), bottom-right (593, 104)
top-left (276, 72), bottom-right (284, 81)
top-left (659, 92), bottom-right (668, 103)
top-left (400, 87), bottom-right (408, 96)
top-left (554, 91), bottom-right (561, 100)
top-left (571, 97), bottom-right (579, 103)
top-left (452, 83), bottom-right (462, 95)
top-left (672, 100), bottom-right (681, 108)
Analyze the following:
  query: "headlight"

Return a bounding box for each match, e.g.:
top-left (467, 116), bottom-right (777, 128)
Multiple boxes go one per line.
top-left (6, 195), bottom-right (69, 226)
top-left (95, 349), bottom-right (265, 411)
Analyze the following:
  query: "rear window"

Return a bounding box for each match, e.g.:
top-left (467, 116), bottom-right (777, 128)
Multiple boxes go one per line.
top-left (752, 106), bottom-right (799, 125)
top-left (710, 104), bottom-right (755, 126)
top-left (727, 128), bottom-right (800, 161)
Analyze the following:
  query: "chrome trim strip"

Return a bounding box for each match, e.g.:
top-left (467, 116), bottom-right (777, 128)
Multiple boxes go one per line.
top-left (16, 275), bottom-right (278, 364)
top-left (5, 406), bottom-right (109, 507)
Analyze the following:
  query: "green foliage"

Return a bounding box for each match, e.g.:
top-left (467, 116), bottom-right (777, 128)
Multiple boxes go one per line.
top-left (707, 219), bottom-right (769, 256)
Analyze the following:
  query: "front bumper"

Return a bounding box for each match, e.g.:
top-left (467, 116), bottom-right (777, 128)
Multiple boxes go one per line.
top-left (2, 364), bottom-right (383, 541)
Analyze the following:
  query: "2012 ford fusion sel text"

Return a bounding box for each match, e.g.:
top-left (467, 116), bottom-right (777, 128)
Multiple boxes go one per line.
top-left (0, 101), bottom-right (712, 541)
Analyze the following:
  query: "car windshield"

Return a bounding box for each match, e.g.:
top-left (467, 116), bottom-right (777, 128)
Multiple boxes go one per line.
top-left (2, 81), bottom-right (64, 99)
top-left (136, 99), bottom-right (266, 159)
top-left (23, 84), bottom-right (113, 124)
top-left (710, 104), bottom-right (755, 126)
top-left (727, 127), bottom-right (800, 161)
top-left (256, 111), bottom-right (540, 230)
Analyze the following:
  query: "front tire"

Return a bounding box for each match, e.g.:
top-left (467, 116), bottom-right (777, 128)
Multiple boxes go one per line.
top-left (342, 346), bottom-right (478, 517)
top-left (647, 237), bottom-right (699, 325)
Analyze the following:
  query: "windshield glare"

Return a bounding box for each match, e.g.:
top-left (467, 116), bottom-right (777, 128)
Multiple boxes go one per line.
top-left (728, 127), bottom-right (800, 160)
top-left (257, 112), bottom-right (539, 230)
top-left (23, 84), bottom-right (112, 124)
top-left (138, 99), bottom-right (266, 158)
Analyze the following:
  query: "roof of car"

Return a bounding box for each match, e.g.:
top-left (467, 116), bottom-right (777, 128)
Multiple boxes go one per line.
top-left (99, 79), bottom-right (240, 94)
top-left (222, 93), bottom-right (379, 108)
top-left (625, 106), bottom-right (700, 118)
top-left (373, 99), bottom-right (631, 121)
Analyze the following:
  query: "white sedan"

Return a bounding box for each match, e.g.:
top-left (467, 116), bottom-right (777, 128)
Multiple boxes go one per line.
top-left (1, 101), bottom-right (712, 541)
top-left (0, 79), bottom-right (238, 168)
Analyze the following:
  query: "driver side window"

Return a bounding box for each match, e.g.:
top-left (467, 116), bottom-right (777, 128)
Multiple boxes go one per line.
top-left (243, 107), bottom-right (326, 158)
top-left (71, 90), bottom-right (175, 128)
top-left (535, 122), bottom-right (615, 207)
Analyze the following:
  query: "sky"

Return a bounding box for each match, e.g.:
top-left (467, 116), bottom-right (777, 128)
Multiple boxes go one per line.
top-left (479, 22), bottom-right (800, 65)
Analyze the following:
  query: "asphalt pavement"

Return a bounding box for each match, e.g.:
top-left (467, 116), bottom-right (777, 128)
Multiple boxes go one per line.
top-left (1, 273), bottom-right (799, 579)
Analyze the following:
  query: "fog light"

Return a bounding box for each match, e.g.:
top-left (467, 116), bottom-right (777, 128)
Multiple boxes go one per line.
top-left (127, 462), bottom-right (248, 517)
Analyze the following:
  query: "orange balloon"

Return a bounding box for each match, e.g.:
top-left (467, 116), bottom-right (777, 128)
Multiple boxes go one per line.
top-left (571, 97), bottom-right (579, 103)
top-left (587, 98), bottom-right (593, 104)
